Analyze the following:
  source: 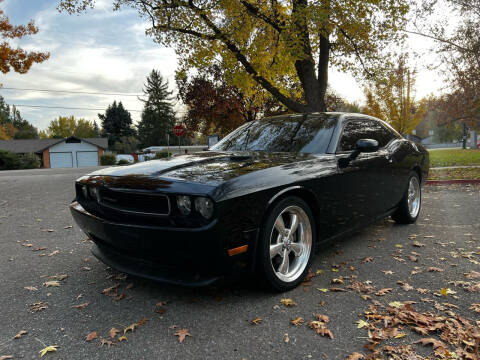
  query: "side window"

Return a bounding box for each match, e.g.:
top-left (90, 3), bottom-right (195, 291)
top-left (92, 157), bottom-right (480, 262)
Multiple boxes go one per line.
top-left (338, 119), bottom-right (396, 152)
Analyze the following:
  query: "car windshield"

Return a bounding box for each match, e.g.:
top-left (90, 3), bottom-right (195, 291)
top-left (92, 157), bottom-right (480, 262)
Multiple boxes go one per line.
top-left (210, 114), bottom-right (337, 153)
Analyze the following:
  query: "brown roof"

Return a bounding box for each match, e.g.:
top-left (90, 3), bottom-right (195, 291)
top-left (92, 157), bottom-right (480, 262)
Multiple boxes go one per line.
top-left (0, 137), bottom-right (108, 153)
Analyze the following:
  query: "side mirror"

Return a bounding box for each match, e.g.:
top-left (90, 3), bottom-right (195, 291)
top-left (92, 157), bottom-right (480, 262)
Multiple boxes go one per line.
top-left (355, 138), bottom-right (379, 153)
top-left (338, 138), bottom-right (379, 168)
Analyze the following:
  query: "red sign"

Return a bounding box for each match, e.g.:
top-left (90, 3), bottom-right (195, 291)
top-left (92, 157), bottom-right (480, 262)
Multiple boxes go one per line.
top-left (173, 125), bottom-right (184, 137)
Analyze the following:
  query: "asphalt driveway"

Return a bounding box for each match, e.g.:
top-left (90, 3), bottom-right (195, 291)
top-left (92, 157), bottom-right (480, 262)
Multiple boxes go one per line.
top-left (0, 168), bottom-right (479, 359)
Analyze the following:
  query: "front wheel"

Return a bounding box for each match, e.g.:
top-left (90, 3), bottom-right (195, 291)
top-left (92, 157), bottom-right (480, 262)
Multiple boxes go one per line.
top-left (257, 196), bottom-right (315, 291)
top-left (392, 172), bottom-right (422, 224)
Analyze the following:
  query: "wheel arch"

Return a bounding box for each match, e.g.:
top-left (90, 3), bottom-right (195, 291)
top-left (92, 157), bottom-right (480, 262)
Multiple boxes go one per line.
top-left (264, 186), bottom-right (321, 243)
top-left (411, 165), bottom-right (422, 182)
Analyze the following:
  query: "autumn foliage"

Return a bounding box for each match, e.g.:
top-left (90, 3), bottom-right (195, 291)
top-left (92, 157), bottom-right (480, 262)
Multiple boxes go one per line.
top-left (0, 1), bottom-right (49, 74)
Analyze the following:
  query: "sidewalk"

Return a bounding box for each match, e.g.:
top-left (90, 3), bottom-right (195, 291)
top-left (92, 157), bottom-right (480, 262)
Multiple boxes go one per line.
top-left (431, 165), bottom-right (480, 170)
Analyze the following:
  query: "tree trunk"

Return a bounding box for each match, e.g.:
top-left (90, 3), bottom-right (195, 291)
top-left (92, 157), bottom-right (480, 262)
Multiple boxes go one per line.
top-left (317, 33), bottom-right (330, 112)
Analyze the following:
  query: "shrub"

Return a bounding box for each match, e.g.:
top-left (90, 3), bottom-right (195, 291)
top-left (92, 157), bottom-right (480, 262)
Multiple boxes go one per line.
top-left (100, 154), bottom-right (116, 166)
top-left (117, 159), bottom-right (130, 165)
top-left (154, 151), bottom-right (171, 159)
top-left (19, 153), bottom-right (41, 169)
top-left (0, 150), bottom-right (20, 170)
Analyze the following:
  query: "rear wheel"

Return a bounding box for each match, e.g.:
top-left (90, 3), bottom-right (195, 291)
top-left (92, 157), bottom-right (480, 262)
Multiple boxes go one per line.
top-left (392, 172), bottom-right (422, 224)
top-left (257, 196), bottom-right (315, 291)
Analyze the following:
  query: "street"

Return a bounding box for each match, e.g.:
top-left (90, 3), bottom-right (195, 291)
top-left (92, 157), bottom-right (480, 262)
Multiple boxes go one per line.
top-left (0, 168), bottom-right (479, 359)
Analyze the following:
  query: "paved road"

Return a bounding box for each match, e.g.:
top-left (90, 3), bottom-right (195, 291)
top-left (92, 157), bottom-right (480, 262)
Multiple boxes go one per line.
top-left (0, 168), bottom-right (479, 359)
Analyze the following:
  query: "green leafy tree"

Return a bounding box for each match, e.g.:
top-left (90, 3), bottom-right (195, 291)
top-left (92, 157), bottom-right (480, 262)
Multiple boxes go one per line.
top-left (137, 70), bottom-right (176, 147)
top-left (113, 136), bottom-right (139, 154)
top-left (41, 116), bottom-right (96, 138)
top-left (59, 0), bottom-right (410, 113)
top-left (98, 101), bottom-right (135, 147)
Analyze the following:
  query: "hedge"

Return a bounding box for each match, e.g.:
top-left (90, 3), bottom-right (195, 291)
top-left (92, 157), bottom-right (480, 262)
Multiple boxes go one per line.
top-left (0, 150), bottom-right (41, 170)
top-left (100, 154), bottom-right (116, 166)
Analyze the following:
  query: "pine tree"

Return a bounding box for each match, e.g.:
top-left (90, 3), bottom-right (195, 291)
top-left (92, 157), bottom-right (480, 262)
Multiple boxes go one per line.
top-left (137, 70), bottom-right (176, 148)
top-left (98, 101), bottom-right (135, 148)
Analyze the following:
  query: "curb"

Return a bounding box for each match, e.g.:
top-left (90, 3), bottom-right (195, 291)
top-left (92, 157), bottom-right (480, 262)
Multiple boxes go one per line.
top-left (426, 179), bottom-right (480, 185)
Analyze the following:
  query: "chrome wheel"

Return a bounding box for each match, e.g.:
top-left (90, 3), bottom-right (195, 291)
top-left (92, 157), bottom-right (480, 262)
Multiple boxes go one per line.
top-left (269, 205), bottom-right (312, 283)
top-left (407, 176), bottom-right (421, 218)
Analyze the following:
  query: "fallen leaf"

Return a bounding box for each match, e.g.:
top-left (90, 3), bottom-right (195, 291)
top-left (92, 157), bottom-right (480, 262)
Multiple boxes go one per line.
top-left (317, 328), bottom-right (334, 339)
top-left (375, 288), bottom-right (392, 296)
top-left (39, 345), bottom-right (58, 357)
top-left (290, 317), bottom-right (304, 326)
top-left (43, 281), bottom-right (60, 287)
top-left (114, 293), bottom-right (126, 301)
top-left (394, 333), bottom-right (407, 338)
top-left (362, 257), bottom-right (373, 263)
top-left (30, 302), bottom-right (48, 312)
top-left (412, 241), bottom-right (425, 247)
top-left (316, 288), bottom-right (329, 292)
top-left (251, 317), bottom-right (262, 325)
top-left (47, 250), bottom-right (59, 257)
top-left (331, 277), bottom-right (344, 284)
top-left (24, 286), bottom-right (38, 291)
top-left (118, 335), bottom-right (127, 342)
top-left (99, 339), bottom-right (114, 347)
top-left (284, 333), bottom-right (289, 343)
top-left (464, 271), bottom-right (480, 279)
top-left (357, 320), bottom-right (369, 329)
top-left (381, 270), bottom-right (394, 275)
top-left (428, 267), bottom-right (444, 272)
top-left (71, 302), bottom-right (89, 310)
top-left (388, 301), bottom-right (404, 308)
top-left (14, 330), bottom-right (27, 339)
top-left (280, 298), bottom-right (296, 307)
top-left (0, 356), bottom-right (14, 360)
top-left (49, 274), bottom-right (68, 281)
top-left (136, 318), bottom-right (148, 327)
top-left (64, 225), bottom-right (73, 229)
top-left (469, 303), bottom-right (480, 313)
top-left (109, 328), bottom-right (120, 339)
top-left (401, 283), bottom-right (414, 291)
top-left (439, 288), bottom-right (456, 296)
top-left (175, 328), bottom-right (191, 343)
top-left (414, 338), bottom-right (447, 350)
top-left (86, 331), bottom-right (98, 342)
top-left (123, 324), bottom-right (135, 335)
top-left (395, 244), bottom-right (403, 248)
top-left (314, 314), bottom-right (329, 323)
top-left (346, 352), bottom-right (365, 360)
top-left (102, 284), bottom-right (119, 296)
top-left (22, 243), bottom-right (33, 247)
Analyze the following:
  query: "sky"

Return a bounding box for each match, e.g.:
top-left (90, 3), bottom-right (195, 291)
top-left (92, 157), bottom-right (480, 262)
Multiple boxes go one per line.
top-left (1, 0), bottom-right (445, 131)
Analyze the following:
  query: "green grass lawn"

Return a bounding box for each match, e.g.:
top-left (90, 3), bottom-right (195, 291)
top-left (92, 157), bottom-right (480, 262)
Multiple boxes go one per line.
top-left (429, 167), bottom-right (480, 180)
top-left (428, 148), bottom-right (480, 167)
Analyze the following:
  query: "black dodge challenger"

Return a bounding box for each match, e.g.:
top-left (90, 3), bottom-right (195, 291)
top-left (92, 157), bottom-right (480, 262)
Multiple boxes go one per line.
top-left (70, 113), bottom-right (429, 291)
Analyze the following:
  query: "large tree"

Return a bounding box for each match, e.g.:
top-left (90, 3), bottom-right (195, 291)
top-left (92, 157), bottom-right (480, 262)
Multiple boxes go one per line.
top-left (59, 0), bottom-right (409, 113)
top-left (177, 65), bottom-right (285, 137)
top-left (0, 0), bottom-right (49, 73)
top-left (40, 116), bottom-right (98, 138)
top-left (0, 97), bottom-right (38, 139)
top-left (411, 0), bottom-right (480, 127)
top-left (363, 56), bottom-right (427, 135)
top-left (137, 69), bottom-right (176, 147)
top-left (98, 101), bottom-right (135, 147)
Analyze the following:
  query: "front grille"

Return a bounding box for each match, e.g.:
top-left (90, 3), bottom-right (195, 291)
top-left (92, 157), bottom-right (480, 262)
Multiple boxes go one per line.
top-left (98, 187), bottom-right (170, 216)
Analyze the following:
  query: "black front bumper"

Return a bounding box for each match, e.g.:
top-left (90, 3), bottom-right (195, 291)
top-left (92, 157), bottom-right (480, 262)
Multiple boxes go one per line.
top-left (70, 201), bottom-right (232, 286)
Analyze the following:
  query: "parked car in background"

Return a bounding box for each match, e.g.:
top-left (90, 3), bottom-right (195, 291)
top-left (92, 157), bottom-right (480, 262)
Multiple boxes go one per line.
top-left (70, 113), bottom-right (429, 291)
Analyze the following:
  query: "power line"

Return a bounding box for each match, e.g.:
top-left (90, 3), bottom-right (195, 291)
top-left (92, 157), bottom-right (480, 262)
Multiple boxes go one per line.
top-left (12, 104), bottom-right (143, 112)
top-left (1, 87), bottom-right (143, 97)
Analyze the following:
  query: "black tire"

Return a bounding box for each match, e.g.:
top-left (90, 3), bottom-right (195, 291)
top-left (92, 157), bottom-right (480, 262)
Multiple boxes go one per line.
top-left (256, 196), bottom-right (316, 292)
top-left (392, 171), bottom-right (422, 224)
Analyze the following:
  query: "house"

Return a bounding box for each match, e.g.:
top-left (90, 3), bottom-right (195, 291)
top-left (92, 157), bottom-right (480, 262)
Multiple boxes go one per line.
top-left (0, 136), bottom-right (108, 168)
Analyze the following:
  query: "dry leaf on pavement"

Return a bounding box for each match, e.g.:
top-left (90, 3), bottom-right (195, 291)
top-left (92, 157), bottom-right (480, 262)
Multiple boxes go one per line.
top-left (14, 330), bottom-right (27, 339)
top-left (347, 353), bottom-right (365, 360)
top-left (280, 298), bottom-right (296, 307)
top-left (71, 302), bottom-right (89, 310)
top-left (109, 328), bottom-right (120, 339)
top-left (175, 328), bottom-right (191, 343)
top-left (251, 317), bottom-right (262, 325)
top-left (290, 317), bottom-right (304, 326)
top-left (86, 331), bottom-right (98, 342)
top-left (39, 345), bottom-right (58, 357)
top-left (43, 281), bottom-right (60, 287)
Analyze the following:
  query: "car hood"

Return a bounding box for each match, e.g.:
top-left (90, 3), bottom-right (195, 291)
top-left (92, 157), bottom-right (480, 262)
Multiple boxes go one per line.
top-left (88, 151), bottom-right (317, 185)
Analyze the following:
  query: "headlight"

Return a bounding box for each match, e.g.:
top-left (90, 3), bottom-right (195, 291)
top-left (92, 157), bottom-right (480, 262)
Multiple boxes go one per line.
top-left (176, 195), bottom-right (192, 215)
top-left (194, 197), bottom-right (214, 219)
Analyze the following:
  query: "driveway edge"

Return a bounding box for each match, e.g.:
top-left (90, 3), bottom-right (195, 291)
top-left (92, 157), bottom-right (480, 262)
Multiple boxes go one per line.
top-left (426, 179), bottom-right (480, 185)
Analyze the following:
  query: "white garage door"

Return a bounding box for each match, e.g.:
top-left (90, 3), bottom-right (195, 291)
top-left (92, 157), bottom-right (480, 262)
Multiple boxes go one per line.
top-left (77, 151), bottom-right (98, 167)
top-left (50, 152), bottom-right (73, 168)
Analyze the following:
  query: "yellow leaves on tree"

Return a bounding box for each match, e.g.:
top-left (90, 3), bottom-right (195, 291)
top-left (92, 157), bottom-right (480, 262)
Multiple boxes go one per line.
top-left (0, 1), bottom-right (49, 74)
top-left (363, 56), bottom-right (427, 135)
